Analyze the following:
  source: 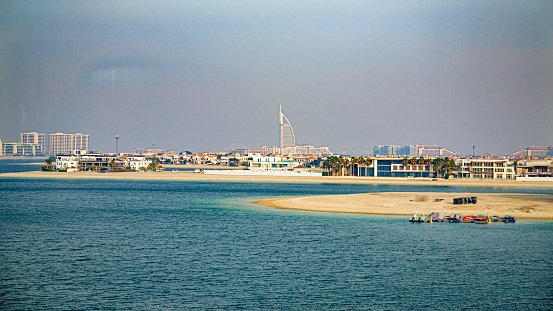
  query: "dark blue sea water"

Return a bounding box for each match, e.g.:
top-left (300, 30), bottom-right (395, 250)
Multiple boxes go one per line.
top-left (1, 161), bottom-right (553, 310)
top-left (0, 158), bottom-right (44, 174)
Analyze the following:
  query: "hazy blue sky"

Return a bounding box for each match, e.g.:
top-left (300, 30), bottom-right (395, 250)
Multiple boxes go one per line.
top-left (1, 1), bottom-right (552, 155)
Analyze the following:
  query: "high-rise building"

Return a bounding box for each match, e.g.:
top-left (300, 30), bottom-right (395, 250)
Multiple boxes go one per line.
top-left (20, 132), bottom-right (45, 151)
top-left (48, 132), bottom-right (89, 155)
top-left (279, 106), bottom-right (296, 147)
top-left (373, 145), bottom-right (416, 156)
top-left (0, 132), bottom-right (46, 157)
top-left (415, 144), bottom-right (456, 157)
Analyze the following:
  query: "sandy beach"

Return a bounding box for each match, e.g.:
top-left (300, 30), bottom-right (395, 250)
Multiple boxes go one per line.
top-left (3, 171), bottom-right (552, 219)
top-left (2, 170), bottom-right (553, 188)
top-left (253, 192), bottom-right (553, 220)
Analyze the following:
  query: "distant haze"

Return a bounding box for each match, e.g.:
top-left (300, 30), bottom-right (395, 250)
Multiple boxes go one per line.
top-left (1, 1), bottom-right (552, 155)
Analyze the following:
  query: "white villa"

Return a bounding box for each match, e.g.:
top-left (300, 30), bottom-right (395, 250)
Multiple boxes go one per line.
top-left (249, 154), bottom-right (300, 171)
top-left (125, 156), bottom-right (151, 171)
top-left (55, 155), bottom-right (80, 171)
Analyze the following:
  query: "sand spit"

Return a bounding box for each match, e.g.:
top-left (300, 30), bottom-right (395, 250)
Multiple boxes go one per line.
top-left (253, 192), bottom-right (553, 220)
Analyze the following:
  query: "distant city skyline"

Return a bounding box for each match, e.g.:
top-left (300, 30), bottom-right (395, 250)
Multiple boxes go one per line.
top-left (1, 2), bottom-right (552, 155)
top-left (2, 128), bottom-right (552, 157)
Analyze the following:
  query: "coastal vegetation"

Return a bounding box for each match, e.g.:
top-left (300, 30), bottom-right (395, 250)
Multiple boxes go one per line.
top-left (322, 156), bottom-right (372, 176)
top-left (432, 157), bottom-right (456, 179)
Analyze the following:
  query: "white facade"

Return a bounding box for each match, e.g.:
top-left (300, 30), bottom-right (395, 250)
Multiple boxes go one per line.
top-left (55, 155), bottom-right (80, 170)
top-left (125, 156), bottom-right (151, 171)
top-left (249, 154), bottom-right (300, 171)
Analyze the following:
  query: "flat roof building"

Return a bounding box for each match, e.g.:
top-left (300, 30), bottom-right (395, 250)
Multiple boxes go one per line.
top-left (455, 159), bottom-right (515, 179)
top-left (511, 146), bottom-right (553, 158)
top-left (348, 157), bottom-right (434, 178)
top-left (48, 132), bottom-right (89, 156)
top-left (416, 144), bottom-right (456, 157)
top-left (20, 132), bottom-right (45, 152)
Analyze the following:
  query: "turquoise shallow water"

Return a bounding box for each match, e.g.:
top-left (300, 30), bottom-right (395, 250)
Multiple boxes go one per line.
top-left (1, 161), bottom-right (553, 310)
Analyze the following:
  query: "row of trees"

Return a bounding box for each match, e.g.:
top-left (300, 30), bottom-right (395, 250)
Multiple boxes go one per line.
top-left (402, 156), bottom-right (456, 178)
top-left (322, 155), bottom-right (457, 178)
top-left (321, 156), bottom-right (373, 176)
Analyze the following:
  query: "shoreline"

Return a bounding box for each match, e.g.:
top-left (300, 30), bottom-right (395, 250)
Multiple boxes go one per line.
top-left (3, 171), bottom-right (552, 220)
top-left (253, 192), bottom-right (553, 220)
top-left (162, 164), bottom-right (244, 169)
top-left (1, 170), bottom-right (553, 188)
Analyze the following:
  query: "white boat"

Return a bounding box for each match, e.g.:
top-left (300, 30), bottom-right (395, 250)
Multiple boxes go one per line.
top-left (409, 212), bottom-right (425, 222)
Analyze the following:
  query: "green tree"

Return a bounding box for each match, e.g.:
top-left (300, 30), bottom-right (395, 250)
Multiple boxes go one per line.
top-left (402, 156), bottom-right (409, 168)
top-left (322, 156), bottom-right (340, 176)
top-left (432, 157), bottom-right (456, 178)
top-left (45, 158), bottom-right (52, 169)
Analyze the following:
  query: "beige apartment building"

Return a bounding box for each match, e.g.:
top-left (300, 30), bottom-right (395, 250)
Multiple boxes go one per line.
top-left (455, 159), bottom-right (515, 179)
top-left (48, 132), bottom-right (89, 155)
top-left (20, 132), bottom-right (46, 152)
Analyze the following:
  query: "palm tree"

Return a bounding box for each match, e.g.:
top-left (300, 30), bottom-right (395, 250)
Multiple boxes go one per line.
top-left (364, 158), bottom-right (372, 167)
top-left (432, 158), bottom-right (444, 178)
top-left (337, 156), bottom-right (350, 176)
top-left (45, 158), bottom-right (52, 169)
top-left (322, 156), bottom-right (339, 176)
top-left (431, 157), bottom-right (456, 178)
top-left (350, 156), bottom-right (366, 176)
top-left (402, 156), bottom-right (409, 168)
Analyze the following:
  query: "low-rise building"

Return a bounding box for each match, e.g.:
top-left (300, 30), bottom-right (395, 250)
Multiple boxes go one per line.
top-left (55, 155), bottom-right (81, 170)
top-left (511, 146), bottom-right (553, 159)
top-left (517, 159), bottom-right (553, 177)
top-left (249, 154), bottom-right (300, 171)
top-left (455, 159), bottom-right (515, 179)
top-left (350, 157), bottom-right (434, 178)
top-left (124, 155), bottom-right (151, 171)
top-left (2, 142), bottom-right (44, 157)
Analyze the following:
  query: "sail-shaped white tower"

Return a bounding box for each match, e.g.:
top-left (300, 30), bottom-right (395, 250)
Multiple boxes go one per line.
top-left (279, 105), bottom-right (296, 147)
